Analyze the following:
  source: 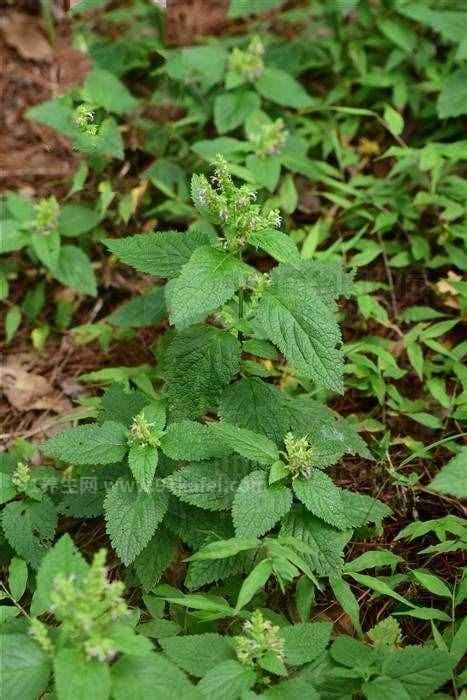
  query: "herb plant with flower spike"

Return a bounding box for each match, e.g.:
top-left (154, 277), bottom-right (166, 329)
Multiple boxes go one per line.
top-left (41, 157), bottom-right (383, 585)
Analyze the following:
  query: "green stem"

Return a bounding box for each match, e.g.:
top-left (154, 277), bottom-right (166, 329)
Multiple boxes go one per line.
top-left (238, 287), bottom-right (244, 341)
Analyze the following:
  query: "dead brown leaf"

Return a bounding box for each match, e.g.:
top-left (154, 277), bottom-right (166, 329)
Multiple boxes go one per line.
top-left (0, 363), bottom-right (71, 413)
top-left (0, 11), bottom-right (53, 63)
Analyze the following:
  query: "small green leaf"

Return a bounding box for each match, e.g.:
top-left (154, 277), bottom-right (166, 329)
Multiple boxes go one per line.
top-left (257, 68), bottom-right (311, 109)
top-left (429, 447), bottom-right (467, 499)
top-left (8, 558), bottom-right (28, 601)
top-left (128, 444), bottom-right (158, 493)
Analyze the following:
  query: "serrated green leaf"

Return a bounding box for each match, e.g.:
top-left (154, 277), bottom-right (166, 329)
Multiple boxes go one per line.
top-left (281, 507), bottom-right (348, 576)
top-left (0, 634), bottom-right (51, 700)
top-left (111, 654), bottom-right (199, 700)
top-left (362, 678), bottom-right (411, 700)
top-left (82, 68), bottom-right (137, 114)
top-left (162, 325), bottom-right (241, 420)
top-left (382, 647), bottom-right (455, 697)
top-left (54, 648), bottom-right (111, 700)
top-left (165, 246), bottom-right (252, 328)
top-left (198, 659), bottom-right (255, 699)
top-left (105, 230), bottom-right (211, 278)
top-left (210, 422), bottom-right (280, 465)
top-left (214, 90), bottom-right (260, 133)
top-left (233, 469), bottom-right (292, 537)
top-left (104, 479), bottom-right (168, 565)
top-left (99, 385), bottom-right (150, 427)
top-left (220, 378), bottom-right (290, 442)
top-left (429, 447), bottom-right (467, 499)
top-left (437, 69), bottom-right (467, 118)
top-left (164, 458), bottom-right (251, 511)
top-left (31, 534), bottom-right (88, 616)
top-left (340, 490), bottom-right (391, 528)
top-left (134, 529), bottom-right (178, 592)
top-left (51, 245), bottom-right (97, 296)
top-left (107, 287), bottom-right (166, 328)
top-left (281, 622), bottom-right (332, 665)
top-left (58, 204), bottom-right (100, 237)
top-left (2, 497), bottom-right (57, 569)
top-left (256, 68), bottom-right (311, 109)
top-left (0, 472), bottom-right (17, 505)
top-left (249, 228), bottom-right (301, 264)
top-left (254, 275), bottom-right (343, 392)
top-left (42, 421), bottom-right (128, 465)
top-left (160, 421), bottom-right (231, 461)
top-left (160, 634), bottom-right (236, 678)
top-left (8, 558), bottom-right (28, 601)
top-left (128, 444), bottom-right (159, 493)
top-left (293, 471), bottom-right (348, 530)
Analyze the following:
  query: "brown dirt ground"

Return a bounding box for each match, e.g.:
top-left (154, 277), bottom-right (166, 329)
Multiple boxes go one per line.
top-left (0, 7), bottom-right (89, 195)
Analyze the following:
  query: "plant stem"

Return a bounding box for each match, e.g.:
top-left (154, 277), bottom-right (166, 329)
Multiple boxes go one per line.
top-left (238, 287), bottom-right (244, 341)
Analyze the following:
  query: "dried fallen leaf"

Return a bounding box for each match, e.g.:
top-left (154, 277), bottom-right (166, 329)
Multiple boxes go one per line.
top-left (0, 11), bottom-right (53, 63)
top-left (0, 364), bottom-right (71, 413)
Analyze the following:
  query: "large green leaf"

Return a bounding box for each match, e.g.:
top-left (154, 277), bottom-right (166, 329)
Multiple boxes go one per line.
top-left (254, 273), bottom-right (344, 392)
top-left (104, 479), bottom-right (168, 565)
top-left (105, 230), bottom-right (211, 278)
top-left (161, 325), bottom-right (241, 420)
top-left (54, 649), bottom-right (111, 700)
top-left (233, 469), bottom-right (292, 537)
top-left (42, 421), bottom-right (128, 465)
top-left (293, 471), bottom-right (348, 530)
top-left (165, 246), bottom-right (252, 328)
top-left (0, 634), bottom-right (51, 700)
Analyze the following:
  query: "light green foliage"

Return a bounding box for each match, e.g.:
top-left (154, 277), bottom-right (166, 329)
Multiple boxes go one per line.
top-left (31, 535), bottom-right (88, 616)
top-left (33, 196), bottom-right (60, 233)
top-left (430, 447), bottom-right (467, 499)
top-left (228, 36), bottom-right (265, 83)
top-left (233, 610), bottom-right (285, 671)
top-left (197, 659), bottom-right (256, 699)
top-left (368, 617), bottom-right (403, 648)
top-left (281, 622), bottom-right (332, 665)
top-left (160, 420), bottom-right (231, 460)
top-left (164, 458), bottom-right (251, 511)
top-left (0, 634), bottom-right (51, 700)
top-left (111, 654), bottom-right (199, 700)
top-left (210, 422), bottom-right (280, 464)
top-left (47, 549), bottom-right (128, 661)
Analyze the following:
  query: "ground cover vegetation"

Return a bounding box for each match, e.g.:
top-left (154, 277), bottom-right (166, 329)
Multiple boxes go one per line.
top-left (0, 0), bottom-right (466, 697)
